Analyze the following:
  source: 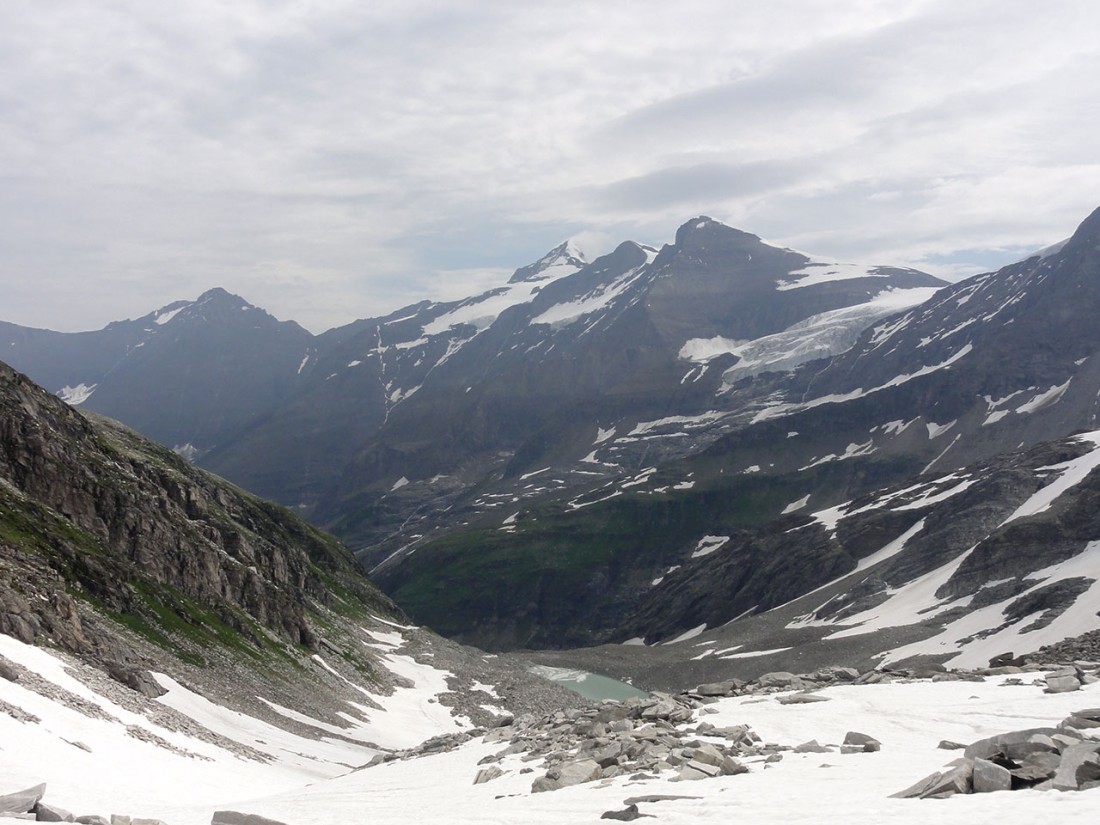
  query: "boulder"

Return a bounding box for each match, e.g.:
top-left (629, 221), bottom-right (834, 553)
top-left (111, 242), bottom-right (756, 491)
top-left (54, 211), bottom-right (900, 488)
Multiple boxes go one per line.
top-left (531, 759), bottom-right (602, 793)
top-left (0, 785), bottom-right (46, 815)
top-left (963, 728), bottom-right (1061, 760)
top-left (988, 652), bottom-right (1024, 668)
top-left (891, 761), bottom-right (973, 799)
top-left (811, 666), bottom-right (859, 682)
top-left (690, 744), bottom-right (746, 775)
top-left (1045, 674), bottom-right (1082, 694)
top-left (694, 681), bottom-right (736, 697)
top-left (842, 731), bottom-right (881, 752)
top-left (756, 672), bottom-right (801, 690)
top-left (33, 802), bottom-right (74, 822)
top-left (473, 766), bottom-right (504, 785)
top-left (1052, 742), bottom-right (1100, 791)
top-left (1011, 751), bottom-right (1061, 783)
top-left (600, 804), bottom-right (643, 821)
top-left (211, 813), bottom-right (289, 825)
top-left (777, 693), bottom-right (831, 705)
top-left (104, 664), bottom-right (167, 699)
top-left (0, 660), bottom-right (18, 682)
top-left (793, 740), bottom-right (830, 754)
top-left (972, 758), bottom-right (1012, 793)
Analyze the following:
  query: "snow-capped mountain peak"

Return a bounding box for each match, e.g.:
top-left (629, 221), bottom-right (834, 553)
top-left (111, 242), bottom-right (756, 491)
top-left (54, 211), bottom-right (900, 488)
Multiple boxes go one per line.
top-left (508, 239), bottom-right (589, 284)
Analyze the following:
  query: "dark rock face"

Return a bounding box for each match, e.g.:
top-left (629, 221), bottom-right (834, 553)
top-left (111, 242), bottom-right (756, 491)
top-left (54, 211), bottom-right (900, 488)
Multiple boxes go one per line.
top-left (0, 288), bottom-right (312, 463)
top-left (0, 359), bottom-right (395, 669)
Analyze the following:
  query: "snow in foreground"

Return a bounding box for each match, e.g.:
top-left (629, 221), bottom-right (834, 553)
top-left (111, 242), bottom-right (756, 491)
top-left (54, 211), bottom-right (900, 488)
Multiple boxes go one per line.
top-left (2, 631), bottom-right (1099, 824)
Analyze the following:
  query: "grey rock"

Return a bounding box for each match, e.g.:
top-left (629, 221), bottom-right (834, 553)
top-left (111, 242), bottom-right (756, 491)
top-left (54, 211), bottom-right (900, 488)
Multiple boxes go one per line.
top-left (473, 766), bottom-right (504, 785)
top-left (1052, 742), bottom-right (1100, 791)
top-left (1062, 714), bottom-right (1100, 730)
top-left (130, 819), bottom-right (168, 825)
top-left (600, 804), bottom-right (645, 821)
top-left (109, 818), bottom-right (130, 825)
top-left (842, 731), bottom-right (881, 752)
top-left (1045, 674), bottom-right (1082, 694)
top-left (33, 802), bottom-right (74, 822)
top-left (0, 785), bottom-right (46, 815)
top-left (531, 759), bottom-right (602, 793)
top-left (1052, 732), bottom-right (1086, 751)
top-left (694, 682), bottom-right (735, 697)
top-left (972, 758), bottom-right (1012, 793)
top-left (211, 813), bottom-right (289, 825)
top-left (75, 818), bottom-right (110, 825)
top-left (1011, 751), bottom-right (1061, 782)
top-left (811, 666), bottom-right (859, 682)
top-left (964, 727), bottom-right (1061, 760)
top-left (622, 795), bottom-right (701, 804)
top-left (777, 693), bottom-right (831, 705)
top-left (0, 660), bottom-right (18, 682)
top-left (690, 745), bottom-right (746, 775)
top-left (756, 672), bottom-right (801, 690)
top-left (938, 740), bottom-right (966, 750)
top-left (793, 739), bottom-right (830, 753)
top-left (674, 764), bottom-right (712, 781)
top-left (892, 761), bottom-right (974, 798)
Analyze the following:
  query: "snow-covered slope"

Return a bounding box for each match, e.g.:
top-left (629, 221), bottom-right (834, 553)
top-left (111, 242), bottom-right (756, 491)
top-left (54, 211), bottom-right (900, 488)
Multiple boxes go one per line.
top-left (3, 630), bottom-right (1098, 825)
top-left (618, 428), bottom-right (1100, 671)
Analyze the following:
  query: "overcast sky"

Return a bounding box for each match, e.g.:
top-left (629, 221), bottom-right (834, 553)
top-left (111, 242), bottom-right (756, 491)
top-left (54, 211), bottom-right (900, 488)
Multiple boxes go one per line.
top-left (2, 0), bottom-right (1099, 334)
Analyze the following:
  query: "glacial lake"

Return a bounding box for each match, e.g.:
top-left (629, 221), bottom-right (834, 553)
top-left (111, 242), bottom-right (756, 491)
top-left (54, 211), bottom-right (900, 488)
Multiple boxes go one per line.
top-left (529, 666), bottom-right (649, 702)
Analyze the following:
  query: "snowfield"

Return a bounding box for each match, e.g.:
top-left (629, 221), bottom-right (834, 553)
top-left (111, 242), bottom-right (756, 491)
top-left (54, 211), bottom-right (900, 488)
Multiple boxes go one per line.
top-left (3, 628), bottom-right (1099, 824)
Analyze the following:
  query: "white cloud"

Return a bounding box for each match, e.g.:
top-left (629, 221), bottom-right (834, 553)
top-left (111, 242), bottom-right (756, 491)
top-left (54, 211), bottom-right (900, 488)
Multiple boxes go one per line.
top-left (1, 0), bottom-right (1098, 332)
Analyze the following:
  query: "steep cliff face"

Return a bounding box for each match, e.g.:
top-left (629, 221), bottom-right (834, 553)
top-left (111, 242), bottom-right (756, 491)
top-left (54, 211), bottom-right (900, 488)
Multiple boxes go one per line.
top-left (0, 359), bottom-right (396, 672)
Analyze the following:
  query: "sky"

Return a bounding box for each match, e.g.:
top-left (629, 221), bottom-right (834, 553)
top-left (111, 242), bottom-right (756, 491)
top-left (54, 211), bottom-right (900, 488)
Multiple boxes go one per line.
top-left (2, 0), bottom-right (1099, 334)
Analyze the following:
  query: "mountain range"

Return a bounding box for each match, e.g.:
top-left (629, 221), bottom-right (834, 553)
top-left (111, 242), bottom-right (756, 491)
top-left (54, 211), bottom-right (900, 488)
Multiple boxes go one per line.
top-left (4, 206), bottom-right (1100, 666)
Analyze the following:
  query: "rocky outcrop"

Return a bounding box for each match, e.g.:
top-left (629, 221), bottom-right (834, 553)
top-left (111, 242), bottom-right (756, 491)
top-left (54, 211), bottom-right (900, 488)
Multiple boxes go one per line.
top-left (893, 701), bottom-right (1100, 797)
top-left (0, 783), bottom-right (170, 825)
top-left (0, 359), bottom-right (397, 675)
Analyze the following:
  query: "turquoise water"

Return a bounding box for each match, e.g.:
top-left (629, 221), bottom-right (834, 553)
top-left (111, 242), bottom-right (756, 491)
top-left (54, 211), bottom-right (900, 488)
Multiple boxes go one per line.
top-left (529, 666), bottom-right (648, 701)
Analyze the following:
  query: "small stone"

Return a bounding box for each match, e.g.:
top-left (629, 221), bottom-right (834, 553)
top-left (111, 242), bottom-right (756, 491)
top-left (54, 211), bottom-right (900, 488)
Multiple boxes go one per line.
top-left (793, 740), bottom-right (830, 753)
top-left (938, 740), bottom-right (966, 750)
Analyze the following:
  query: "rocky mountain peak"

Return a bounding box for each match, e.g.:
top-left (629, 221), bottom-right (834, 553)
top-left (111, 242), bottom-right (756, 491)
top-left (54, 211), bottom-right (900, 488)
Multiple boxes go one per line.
top-left (672, 215), bottom-right (764, 251)
top-left (508, 240), bottom-right (589, 284)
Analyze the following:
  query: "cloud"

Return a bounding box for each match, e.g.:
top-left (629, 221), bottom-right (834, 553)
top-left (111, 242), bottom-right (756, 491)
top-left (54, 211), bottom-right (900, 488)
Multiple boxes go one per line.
top-left (1, 0), bottom-right (1099, 333)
